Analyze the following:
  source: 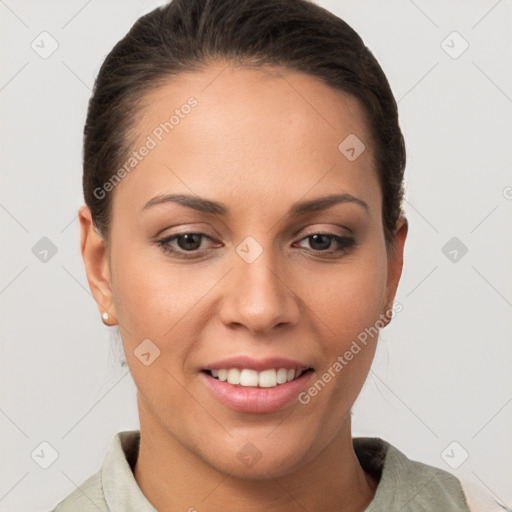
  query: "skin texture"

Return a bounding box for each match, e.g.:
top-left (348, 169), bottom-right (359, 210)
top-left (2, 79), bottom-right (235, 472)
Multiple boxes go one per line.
top-left (79, 62), bottom-right (408, 512)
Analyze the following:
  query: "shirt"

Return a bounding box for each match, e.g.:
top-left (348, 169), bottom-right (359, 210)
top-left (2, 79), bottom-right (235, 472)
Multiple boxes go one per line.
top-left (50, 429), bottom-right (471, 511)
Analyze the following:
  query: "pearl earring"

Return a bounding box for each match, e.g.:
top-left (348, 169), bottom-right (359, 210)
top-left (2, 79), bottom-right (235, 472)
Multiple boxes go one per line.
top-left (101, 312), bottom-right (110, 325)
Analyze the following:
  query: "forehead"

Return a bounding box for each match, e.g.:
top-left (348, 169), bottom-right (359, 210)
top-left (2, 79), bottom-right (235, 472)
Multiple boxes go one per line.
top-left (136, 62), bottom-right (373, 149)
top-left (112, 62), bottom-right (380, 220)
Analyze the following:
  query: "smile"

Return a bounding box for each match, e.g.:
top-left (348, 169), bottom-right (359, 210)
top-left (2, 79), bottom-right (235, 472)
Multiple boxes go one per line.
top-left (204, 367), bottom-right (312, 388)
top-left (200, 356), bottom-right (314, 413)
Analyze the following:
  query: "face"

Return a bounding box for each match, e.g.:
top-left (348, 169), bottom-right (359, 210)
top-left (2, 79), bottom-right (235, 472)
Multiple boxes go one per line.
top-left (80, 62), bottom-right (407, 478)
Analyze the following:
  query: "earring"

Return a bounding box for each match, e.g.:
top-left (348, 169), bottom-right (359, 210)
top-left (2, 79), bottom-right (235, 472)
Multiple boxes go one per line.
top-left (101, 312), bottom-right (111, 326)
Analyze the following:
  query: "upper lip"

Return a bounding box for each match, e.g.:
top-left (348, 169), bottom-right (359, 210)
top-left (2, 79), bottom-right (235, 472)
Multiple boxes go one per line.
top-left (203, 356), bottom-right (312, 372)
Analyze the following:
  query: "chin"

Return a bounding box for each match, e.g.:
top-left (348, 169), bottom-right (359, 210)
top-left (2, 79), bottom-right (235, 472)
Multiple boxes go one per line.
top-left (199, 433), bottom-right (316, 480)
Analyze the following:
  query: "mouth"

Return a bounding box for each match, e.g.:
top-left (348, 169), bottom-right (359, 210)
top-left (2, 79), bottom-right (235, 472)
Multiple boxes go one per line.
top-left (201, 367), bottom-right (314, 388)
top-left (199, 357), bottom-right (315, 414)
top-left (199, 355), bottom-right (315, 413)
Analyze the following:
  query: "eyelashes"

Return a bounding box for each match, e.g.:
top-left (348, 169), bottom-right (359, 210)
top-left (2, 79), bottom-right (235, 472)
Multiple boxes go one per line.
top-left (157, 233), bottom-right (215, 256)
top-left (155, 231), bottom-right (356, 259)
top-left (295, 233), bottom-right (355, 254)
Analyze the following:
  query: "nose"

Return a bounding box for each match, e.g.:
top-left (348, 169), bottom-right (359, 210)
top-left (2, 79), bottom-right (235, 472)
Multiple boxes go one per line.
top-left (219, 246), bottom-right (301, 336)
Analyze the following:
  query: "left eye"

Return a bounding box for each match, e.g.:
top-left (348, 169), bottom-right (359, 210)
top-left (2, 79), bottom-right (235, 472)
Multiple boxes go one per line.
top-left (294, 233), bottom-right (355, 254)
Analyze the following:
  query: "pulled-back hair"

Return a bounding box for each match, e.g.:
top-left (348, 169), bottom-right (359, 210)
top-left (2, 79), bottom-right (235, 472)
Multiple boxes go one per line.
top-left (83, 0), bottom-right (405, 250)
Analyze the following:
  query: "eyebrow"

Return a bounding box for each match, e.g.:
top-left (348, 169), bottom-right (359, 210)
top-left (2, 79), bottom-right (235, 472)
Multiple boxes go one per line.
top-left (141, 192), bottom-right (369, 216)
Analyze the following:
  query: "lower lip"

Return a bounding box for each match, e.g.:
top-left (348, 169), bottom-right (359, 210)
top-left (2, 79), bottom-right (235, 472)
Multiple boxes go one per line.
top-left (200, 371), bottom-right (313, 414)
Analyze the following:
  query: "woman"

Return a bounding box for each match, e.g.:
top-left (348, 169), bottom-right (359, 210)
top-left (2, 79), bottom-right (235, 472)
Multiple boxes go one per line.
top-left (52, 0), bottom-right (471, 510)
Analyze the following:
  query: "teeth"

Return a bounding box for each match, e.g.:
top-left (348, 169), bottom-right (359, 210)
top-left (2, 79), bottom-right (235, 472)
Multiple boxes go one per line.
top-left (227, 368), bottom-right (240, 385)
top-left (208, 367), bottom-right (306, 388)
top-left (240, 369), bottom-right (259, 386)
top-left (276, 368), bottom-right (288, 384)
top-left (259, 369), bottom-right (277, 388)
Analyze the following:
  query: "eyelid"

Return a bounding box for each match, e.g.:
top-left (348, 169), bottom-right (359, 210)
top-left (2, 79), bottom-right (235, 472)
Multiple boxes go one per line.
top-left (154, 224), bottom-right (218, 240)
top-left (156, 229), bottom-right (355, 260)
top-left (290, 223), bottom-right (353, 244)
top-left (156, 221), bottom-right (353, 242)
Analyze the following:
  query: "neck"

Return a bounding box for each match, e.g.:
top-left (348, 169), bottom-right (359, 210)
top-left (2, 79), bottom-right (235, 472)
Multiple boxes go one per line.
top-left (134, 400), bottom-right (377, 512)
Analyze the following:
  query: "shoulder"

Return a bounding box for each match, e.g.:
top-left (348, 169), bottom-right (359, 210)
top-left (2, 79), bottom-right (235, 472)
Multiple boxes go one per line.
top-left (354, 437), bottom-right (471, 511)
top-left (51, 469), bottom-right (108, 512)
top-left (50, 430), bottom-right (143, 512)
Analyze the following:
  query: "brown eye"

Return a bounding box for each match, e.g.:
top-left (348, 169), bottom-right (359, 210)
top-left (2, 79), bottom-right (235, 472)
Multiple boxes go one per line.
top-left (174, 233), bottom-right (203, 251)
top-left (156, 232), bottom-right (215, 257)
top-left (295, 233), bottom-right (355, 255)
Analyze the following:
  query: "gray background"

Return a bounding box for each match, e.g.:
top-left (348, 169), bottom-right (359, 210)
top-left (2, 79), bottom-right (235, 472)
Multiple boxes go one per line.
top-left (0, 0), bottom-right (511, 511)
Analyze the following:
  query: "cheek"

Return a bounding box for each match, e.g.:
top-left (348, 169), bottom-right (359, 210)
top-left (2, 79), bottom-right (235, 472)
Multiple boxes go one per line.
top-left (110, 244), bottom-right (221, 381)
top-left (298, 263), bottom-right (387, 412)
top-left (110, 232), bottom-right (199, 331)
top-left (111, 229), bottom-right (388, 345)
top-left (303, 252), bottom-right (388, 346)
top-left (110, 256), bottom-right (200, 404)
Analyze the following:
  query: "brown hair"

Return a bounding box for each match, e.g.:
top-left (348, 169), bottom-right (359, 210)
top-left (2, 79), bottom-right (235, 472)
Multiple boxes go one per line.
top-left (83, 0), bottom-right (406, 250)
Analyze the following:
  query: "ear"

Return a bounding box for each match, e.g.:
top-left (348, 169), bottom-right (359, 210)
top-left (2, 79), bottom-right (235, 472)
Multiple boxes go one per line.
top-left (78, 204), bottom-right (117, 325)
top-left (382, 215), bottom-right (408, 324)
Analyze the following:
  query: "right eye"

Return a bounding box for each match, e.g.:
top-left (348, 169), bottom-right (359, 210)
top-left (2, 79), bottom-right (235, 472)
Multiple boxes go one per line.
top-left (156, 232), bottom-right (220, 258)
